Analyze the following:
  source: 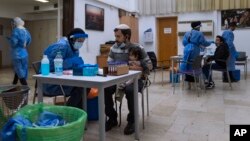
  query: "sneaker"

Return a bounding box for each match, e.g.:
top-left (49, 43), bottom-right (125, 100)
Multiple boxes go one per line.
top-left (206, 82), bottom-right (215, 89)
top-left (105, 118), bottom-right (118, 131)
top-left (124, 122), bottom-right (135, 135)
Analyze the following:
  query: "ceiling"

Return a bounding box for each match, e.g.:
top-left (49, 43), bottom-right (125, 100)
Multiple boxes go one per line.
top-left (0, 0), bottom-right (58, 6)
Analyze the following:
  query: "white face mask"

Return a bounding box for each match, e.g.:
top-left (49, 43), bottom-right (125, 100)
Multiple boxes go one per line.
top-left (73, 42), bottom-right (83, 49)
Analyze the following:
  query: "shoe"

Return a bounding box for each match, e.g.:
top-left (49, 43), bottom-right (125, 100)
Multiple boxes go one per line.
top-left (124, 122), bottom-right (135, 135)
top-left (105, 118), bottom-right (118, 131)
top-left (206, 82), bottom-right (215, 89)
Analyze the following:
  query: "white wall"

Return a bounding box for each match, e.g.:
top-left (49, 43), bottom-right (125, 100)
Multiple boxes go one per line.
top-left (138, 16), bottom-right (156, 52)
top-left (139, 11), bottom-right (250, 57)
top-left (74, 0), bottom-right (119, 64)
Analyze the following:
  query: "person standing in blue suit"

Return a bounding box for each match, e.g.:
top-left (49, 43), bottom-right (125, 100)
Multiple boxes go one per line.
top-left (180, 21), bottom-right (214, 85)
top-left (7, 17), bottom-right (31, 85)
top-left (43, 28), bottom-right (88, 109)
top-left (222, 22), bottom-right (238, 71)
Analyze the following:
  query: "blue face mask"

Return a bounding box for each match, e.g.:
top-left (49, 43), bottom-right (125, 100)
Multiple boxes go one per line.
top-left (73, 42), bottom-right (83, 49)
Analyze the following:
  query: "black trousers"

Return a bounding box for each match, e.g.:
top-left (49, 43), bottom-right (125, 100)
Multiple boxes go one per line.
top-left (66, 87), bottom-right (90, 109)
top-left (105, 79), bottom-right (143, 123)
top-left (12, 73), bottom-right (27, 85)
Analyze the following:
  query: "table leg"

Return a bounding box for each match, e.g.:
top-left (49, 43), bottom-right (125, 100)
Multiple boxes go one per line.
top-left (133, 77), bottom-right (139, 140)
top-left (98, 87), bottom-right (105, 141)
top-left (37, 79), bottom-right (43, 103)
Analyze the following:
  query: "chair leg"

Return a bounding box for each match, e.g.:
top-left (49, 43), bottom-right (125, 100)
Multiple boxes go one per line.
top-left (226, 71), bottom-right (232, 89)
top-left (245, 63), bottom-right (247, 80)
top-left (146, 87), bottom-right (149, 116)
top-left (33, 92), bottom-right (37, 104)
top-left (141, 90), bottom-right (145, 129)
top-left (119, 103), bottom-right (122, 127)
top-left (59, 85), bottom-right (67, 105)
top-left (153, 70), bottom-right (156, 83)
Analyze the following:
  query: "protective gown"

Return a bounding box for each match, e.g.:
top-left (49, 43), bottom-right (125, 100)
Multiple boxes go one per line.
top-left (222, 30), bottom-right (238, 71)
top-left (43, 37), bottom-right (84, 96)
top-left (8, 27), bottom-right (31, 79)
top-left (180, 29), bottom-right (212, 71)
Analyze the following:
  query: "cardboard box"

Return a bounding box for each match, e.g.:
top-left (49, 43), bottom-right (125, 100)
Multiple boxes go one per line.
top-left (96, 55), bottom-right (108, 68)
top-left (100, 44), bottom-right (112, 56)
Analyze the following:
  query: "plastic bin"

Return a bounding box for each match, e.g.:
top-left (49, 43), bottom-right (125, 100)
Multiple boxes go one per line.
top-left (14, 104), bottom-right (87, 141)
top-left (0, 85), bottom-right (29, 129)
top-left (87, 97), bottom-right (99, 121)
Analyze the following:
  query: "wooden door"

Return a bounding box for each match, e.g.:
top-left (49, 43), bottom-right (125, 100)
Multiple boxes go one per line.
top-left (157, 17), bottom-right (177, 62)
top-left (26, 20), bottom-right (57, 65)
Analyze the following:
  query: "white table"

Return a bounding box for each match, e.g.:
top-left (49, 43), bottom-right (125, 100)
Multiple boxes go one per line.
top-left (170, 55), bottom-right (183, 86)
top-left (33, 71), bottom-right (141, 141)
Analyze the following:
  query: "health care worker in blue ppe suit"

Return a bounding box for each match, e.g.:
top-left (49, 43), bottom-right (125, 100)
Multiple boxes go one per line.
top-left (180, 21), bottom-right (214, 84)
top-left (222, 22), bottom-right (238, 81)
top-left (43, 28), bottom-right (88, 109)
top-left (7, 17), bottom-right (31, 85)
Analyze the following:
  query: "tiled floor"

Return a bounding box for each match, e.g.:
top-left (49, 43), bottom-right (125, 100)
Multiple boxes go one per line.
top-left (0, 64), bottom-right (249, 141)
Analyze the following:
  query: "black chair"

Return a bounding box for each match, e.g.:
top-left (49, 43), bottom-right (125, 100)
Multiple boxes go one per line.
top-left (209, 55), bottom-right (232, 89)
top-left (147, 52), bottom-right (170, 85)
top-left (235, 51), bottom-right (248, 80)
top-left (32, 61), bottom-right (68, 104)
top-left (115, 77), bottom-right (151, 129)
top-left (174, 55), bottom-right (205, 96)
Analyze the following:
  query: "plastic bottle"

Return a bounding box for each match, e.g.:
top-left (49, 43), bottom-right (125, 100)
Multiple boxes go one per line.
top-left (41, 55), bottom-right (50, 76)
top-left (54, 51), bottom-right (63, 76)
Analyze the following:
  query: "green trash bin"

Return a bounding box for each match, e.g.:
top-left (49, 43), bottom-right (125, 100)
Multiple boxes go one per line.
top-left (14, 104), bottom-right (87, 141)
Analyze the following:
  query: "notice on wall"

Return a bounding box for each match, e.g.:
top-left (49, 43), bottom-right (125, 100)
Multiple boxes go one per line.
top-left (164, 28), bottom-right (172, 34)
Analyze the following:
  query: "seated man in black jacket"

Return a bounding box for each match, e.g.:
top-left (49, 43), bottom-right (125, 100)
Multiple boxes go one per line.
top-left (202, 35), bottom-right (229, 88)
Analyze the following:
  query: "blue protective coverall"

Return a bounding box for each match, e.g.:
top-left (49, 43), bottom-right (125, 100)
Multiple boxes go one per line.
top-left (8, 27), bottom-right (31, 79)
top-left (180, 29), bottom-right (212, 71)
top-left (222, 30), bottom-right (238, 71)
top-left (43, 37), bottom-right (84, 108)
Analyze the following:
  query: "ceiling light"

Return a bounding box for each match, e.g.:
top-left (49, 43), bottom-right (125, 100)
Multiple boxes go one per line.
top-left (35, 0), bottom-right (49, 3)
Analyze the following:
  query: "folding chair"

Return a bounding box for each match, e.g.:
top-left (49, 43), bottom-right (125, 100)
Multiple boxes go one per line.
top-left (173, 55), bottom-right (205, 96)
top-left (147, 52), bottom-right (170, 85)
top-left (32, 61), bottom-right (68, 105)
top-left (115, 77), bottom-right (151, 129)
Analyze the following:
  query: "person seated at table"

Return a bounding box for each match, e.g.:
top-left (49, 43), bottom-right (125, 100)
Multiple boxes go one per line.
top-left (180, 21), bottom-right (214, 89)
top-left (202, 35), bottom-right (229, 89)
top-left (43, 28), bottom-right (88, 109)
top-left (104, 24), bottom-right (152, 135)
top-left (117, 46), bottom-right (150, 98)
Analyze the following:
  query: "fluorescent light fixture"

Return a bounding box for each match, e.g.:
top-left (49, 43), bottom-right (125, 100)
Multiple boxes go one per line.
top-left (35, 0), bottom-right (49, 3)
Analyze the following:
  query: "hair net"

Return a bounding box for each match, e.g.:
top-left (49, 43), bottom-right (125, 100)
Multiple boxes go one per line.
top-left (13, 17), bottom-right (25, 27)
top-left (191, 21), bottom-right (201, 29)
top-left (115, 24), bottom-right (130, 30)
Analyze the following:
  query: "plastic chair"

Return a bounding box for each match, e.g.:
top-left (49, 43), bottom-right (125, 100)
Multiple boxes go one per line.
top-left (32, 61), bottom-right (68, 105)
top-left (173, 55), bottom-right (205, 96)
top-left (235, 51), bottom-right (248, 80)
top-left (115, 77), bottom-right (151, 129)
top-left (147, 52), bottom-right (170, 85)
